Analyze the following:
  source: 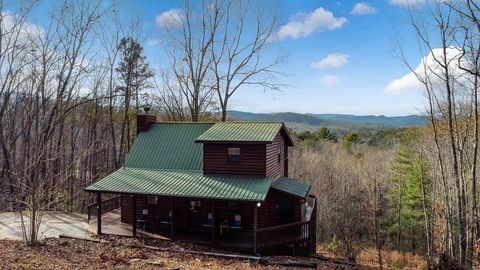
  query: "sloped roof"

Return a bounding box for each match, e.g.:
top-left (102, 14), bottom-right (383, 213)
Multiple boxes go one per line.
top-left (271, 177), bottom-right (311, 199)
top-left (125, 123), bottom-right (214, 170)
top-left (85, 121), bottom-right (301, 201)
top-left (195, 122), bottom-right (293, 145)
top-left (85, 168), bottom-right (272, 201)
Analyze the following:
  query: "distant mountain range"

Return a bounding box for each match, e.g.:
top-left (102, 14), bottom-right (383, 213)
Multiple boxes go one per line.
top-left (228, 110), bottom-right (427, 132)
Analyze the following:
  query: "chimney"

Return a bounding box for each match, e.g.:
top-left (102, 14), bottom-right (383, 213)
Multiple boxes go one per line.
top-left (137, 108), bottom-right (156, 134)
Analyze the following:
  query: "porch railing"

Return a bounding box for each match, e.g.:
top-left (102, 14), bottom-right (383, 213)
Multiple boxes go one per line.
top-left (257, 195), bottom-right (317, 253)
top-left (257, 220), bottom-right (310, 251)
top-left (308, 195), bottom-right (317, 254)
top-left (87, 195), bottom-right (122, 222)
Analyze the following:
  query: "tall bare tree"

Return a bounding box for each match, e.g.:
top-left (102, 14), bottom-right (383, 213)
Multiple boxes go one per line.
top-left (210, 0), bottom-right (283, 121)
top-left (161, 0), bottom-right (220, 121)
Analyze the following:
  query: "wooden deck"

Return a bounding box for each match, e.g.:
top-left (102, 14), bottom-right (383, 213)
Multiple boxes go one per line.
top-left (88, 209), bottom-right (168, 239)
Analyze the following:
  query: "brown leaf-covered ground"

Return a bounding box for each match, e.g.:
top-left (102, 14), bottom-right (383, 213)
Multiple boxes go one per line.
top-left (0, 236), bottom-right (370, 270)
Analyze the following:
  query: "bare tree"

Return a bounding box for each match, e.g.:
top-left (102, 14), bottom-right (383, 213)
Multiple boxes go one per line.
top-left (161, 0), bottom-right (220, 121)
top-left (210, 0), bottom-right (284, 121)
top-left (0, 0), bottom-right (109, 244)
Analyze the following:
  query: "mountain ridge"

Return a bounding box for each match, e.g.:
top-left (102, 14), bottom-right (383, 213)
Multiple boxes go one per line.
top-left (228, 110), bottom-right (427, 131)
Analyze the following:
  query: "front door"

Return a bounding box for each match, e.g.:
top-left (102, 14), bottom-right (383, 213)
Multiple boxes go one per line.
top-left (277, 197), bottom-right (294, 225)
top-left (187, 199), bottom-right (201, 230)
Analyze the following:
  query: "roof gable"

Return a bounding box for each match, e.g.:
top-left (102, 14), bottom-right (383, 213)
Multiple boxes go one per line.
top-left (195, 122), bottom-right (293, 145)
top-left (125, 123), bottom-right (214, 170)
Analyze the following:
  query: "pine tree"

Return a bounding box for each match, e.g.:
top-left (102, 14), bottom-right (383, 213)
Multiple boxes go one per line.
top-left (384, 130), bottom-right (433, 254)
top-left (116, 37), bottom-right (154, 164)
top-left (315, 127), bottom-right (337, 142)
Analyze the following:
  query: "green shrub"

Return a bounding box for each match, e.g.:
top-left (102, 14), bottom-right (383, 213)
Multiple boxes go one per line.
top-left (327, 234), bottom-right (339, 252)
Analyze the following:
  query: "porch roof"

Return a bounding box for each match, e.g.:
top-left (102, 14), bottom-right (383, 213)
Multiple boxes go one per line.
top-left (84, 168), bottom-right (273, 202)
top-left (271, 176), bottom-right (311, 199)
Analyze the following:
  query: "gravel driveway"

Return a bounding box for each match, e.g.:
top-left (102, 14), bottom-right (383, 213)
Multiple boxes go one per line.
top-left (0, 211), bottom-right (93, 241)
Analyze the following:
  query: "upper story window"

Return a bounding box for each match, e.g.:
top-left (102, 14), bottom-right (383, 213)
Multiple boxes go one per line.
top-left (227, 147), bottom-right (241, 163)
top-left (278, 145), bottom-right (282, 164)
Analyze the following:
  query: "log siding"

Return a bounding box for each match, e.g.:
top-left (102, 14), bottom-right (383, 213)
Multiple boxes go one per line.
top-left (265, 132), bottom-right (286, 177)
top-left (203, 143), bottom-right (266, 176)
top-left (121, 190), bottom-right (303, 232)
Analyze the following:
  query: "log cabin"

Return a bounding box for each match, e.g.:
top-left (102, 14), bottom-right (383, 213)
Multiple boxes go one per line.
top-left (84, 112), bottom-right (317, 255)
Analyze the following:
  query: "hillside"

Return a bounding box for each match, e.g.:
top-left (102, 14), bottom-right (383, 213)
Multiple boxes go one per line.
top-left (307, 113), bottom-right (427, 127)
top-left (228, 110), bottom-right (426, 132)
top-left (0, 237), bottom-right (371, 270)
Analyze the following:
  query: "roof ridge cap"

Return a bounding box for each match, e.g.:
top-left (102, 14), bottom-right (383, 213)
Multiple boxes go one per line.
top-left (122, 167), bottom-right (203, 173)
top-left (152, 122), bottom-right (216, 124)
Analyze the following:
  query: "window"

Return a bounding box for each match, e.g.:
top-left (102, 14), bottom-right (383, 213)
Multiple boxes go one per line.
top-left (189, 200), bottom-right (201, 211)
top-left (227, 147), bottom-right (241, 163)
top-left (147, 196), bottom-right (158, 205)
top-left (278, 145), bottom-right (282, 164)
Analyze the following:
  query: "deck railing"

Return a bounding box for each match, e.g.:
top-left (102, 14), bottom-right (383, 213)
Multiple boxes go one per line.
top-left (257, 220), bottom-right (310, 251)
top-left (87, 195), bottom-right (122, 222)
top-left (257, 195), bottom-right (317, 254)
top-left (308, 195), bottom-right (317, 253)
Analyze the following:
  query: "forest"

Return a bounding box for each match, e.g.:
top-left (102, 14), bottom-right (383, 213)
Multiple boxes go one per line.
top-left (0, 0), bottom-right (480, 269)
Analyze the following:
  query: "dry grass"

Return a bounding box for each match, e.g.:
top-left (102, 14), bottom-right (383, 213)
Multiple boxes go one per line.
top-left (357, 248), bottom-right (427, 270)
top-left (317, 244), bottom-right (428, 269)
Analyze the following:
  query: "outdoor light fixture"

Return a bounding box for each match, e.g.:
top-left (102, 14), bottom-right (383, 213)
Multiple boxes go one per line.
top-left (256, 202), bottom-right (261, 208)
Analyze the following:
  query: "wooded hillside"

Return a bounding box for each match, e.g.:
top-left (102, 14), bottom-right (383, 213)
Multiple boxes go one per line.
top-left (1, 0), bottom-right (480, 269)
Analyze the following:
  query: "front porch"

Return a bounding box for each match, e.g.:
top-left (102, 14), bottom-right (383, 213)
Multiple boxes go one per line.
top-left (87, 193), bottom-right (317, 255)
top-left (88, 205), bottom-right (258, 253)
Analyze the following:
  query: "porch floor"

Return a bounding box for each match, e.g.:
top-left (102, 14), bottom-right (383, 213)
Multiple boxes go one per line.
top-left (88, 209), bottom-right (168, 239)
top-left (89, 209), bottom-right (254, 252)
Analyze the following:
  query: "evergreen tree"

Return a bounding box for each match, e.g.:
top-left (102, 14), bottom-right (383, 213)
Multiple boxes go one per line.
top-left (315, 127), bottom-right (337, 142)
top-left (342, 133), bottom-right (361, 149)
top-left (116, 37), bottom-right (154, 164)
top-left (385, 130), bottom-right (432, 254)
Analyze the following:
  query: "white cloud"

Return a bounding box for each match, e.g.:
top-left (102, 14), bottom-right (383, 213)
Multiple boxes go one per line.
top-left (146, 38), bottom-right (162, 46)
top-left (351, 2), bottom-right (377, 15)
top-left (311, 53), bottom-right (349, 69)
top-left (276, 8), bottom-right (347, 40)
top-left (321, 74), bottom-right (341, 85)
top-left (385, 47), bottom-right (465, 93)
top-left (1, 11), bottom-right (44, 43)
top-left (389, 0), bottom-right (427, 6)
top-left (155, 9), bottom-right (182, 28)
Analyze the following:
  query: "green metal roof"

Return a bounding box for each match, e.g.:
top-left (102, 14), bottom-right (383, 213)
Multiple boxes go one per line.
top-left (271, 177), bottom-right (311, 199)
top-left (126, 123), bottom-right (214, 170)
top-left (85, 168), bottom-right (272, 201)
top-left (195, 122), bottom-right (285, 143)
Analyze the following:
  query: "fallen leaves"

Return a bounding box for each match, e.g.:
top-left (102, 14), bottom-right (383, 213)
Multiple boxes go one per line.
top-left (0, 237), bottom-right (363, 269)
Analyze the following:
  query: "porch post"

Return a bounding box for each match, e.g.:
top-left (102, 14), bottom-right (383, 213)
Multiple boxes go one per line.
top-left (96, 193), bottom-right (102, 235)
top-left (132, 194), bottom-right (137, 237)
top-left (170, 198), bottom-right (175, 238)
top-left (253, 202), bottom-right (258, 255)
top-left (211, 200), bottom-right (216, 243)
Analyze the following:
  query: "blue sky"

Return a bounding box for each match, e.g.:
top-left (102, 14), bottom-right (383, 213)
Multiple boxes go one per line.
top-left (16, 0), bottom-right (430, 116)
top-left (146, 1), bottom-right (429, 116)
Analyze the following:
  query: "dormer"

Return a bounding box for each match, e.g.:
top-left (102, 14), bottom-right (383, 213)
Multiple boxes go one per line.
top-left (195, 122), bottom-right (294, 177)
